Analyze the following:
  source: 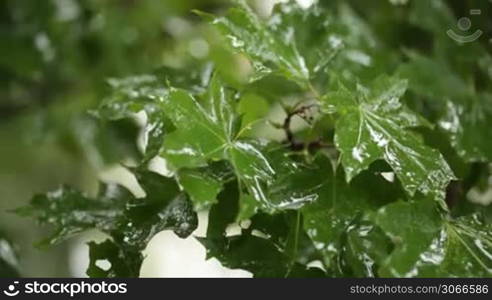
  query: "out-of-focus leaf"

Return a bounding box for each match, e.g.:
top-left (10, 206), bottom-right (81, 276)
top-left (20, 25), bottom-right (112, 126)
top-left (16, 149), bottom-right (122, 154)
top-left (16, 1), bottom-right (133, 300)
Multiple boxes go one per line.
top-left (99, 65), bottom-right (213, 120)
top-left (398, 53), bottom-right (471, 100)
top-left (15, 185), bottom-right (127, 246)
top-left (399, 53), bottom-right (492, 162)
top-left (439, 97), bottom-right (492, 162)
top-left (0, 232), bottom-right (20, 277)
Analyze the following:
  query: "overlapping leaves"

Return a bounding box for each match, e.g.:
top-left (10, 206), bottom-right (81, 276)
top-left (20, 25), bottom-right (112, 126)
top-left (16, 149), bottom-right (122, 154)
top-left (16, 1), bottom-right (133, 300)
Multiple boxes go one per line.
top-left (374, 199), bottom-right (492, 277)
top-left (16, 171), bottom-right (198, 277)
top-left (399, 53), bottom-right (492, 162)
top-left (299, 155), bottom-right (400, 276)
top-left (159, 76), bottom-right (278, 218)
top-left (199, 180), bottom-right (325, 277)
top-left (15, 0), bottom-right (492, 279)
top-left (205, 0), bottom-right (343, 87)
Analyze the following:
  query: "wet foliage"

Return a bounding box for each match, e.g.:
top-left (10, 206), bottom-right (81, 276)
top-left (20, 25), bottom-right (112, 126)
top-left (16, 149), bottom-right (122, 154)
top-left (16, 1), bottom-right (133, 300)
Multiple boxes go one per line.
top-left (9, 0), bottom-right (492, 277)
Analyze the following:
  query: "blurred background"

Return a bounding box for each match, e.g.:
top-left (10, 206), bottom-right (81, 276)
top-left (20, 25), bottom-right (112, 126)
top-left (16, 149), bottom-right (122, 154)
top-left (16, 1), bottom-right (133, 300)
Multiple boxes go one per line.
top-left (1, 0), bottom-right (491, 277)
top-left (0, 0), bottom-right (297, 278)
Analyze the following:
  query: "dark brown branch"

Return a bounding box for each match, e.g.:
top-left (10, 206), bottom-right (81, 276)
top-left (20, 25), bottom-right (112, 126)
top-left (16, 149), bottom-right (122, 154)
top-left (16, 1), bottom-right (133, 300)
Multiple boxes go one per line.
top-left (282, 104), bottom-right (332, 152)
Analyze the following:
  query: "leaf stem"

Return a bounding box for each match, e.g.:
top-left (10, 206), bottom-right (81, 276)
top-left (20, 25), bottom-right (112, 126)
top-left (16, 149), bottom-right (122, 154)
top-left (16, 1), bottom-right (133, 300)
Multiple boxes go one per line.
top-left (307, 81), bottom-right (321, 101)
top-left (286, 210), bottom-right (302, 277)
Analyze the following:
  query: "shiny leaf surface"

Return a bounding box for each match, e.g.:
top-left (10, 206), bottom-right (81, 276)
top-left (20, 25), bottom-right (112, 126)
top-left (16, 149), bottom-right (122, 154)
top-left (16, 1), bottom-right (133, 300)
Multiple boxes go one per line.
top-left (325, 76), bottom-right (455, 198)
top-left (159, 77), bottom-right (276, 217)
top-left (375, 199), bottom-right (492, 277)
top-left (16, 171), bottom-right (198, 277)
top-left (206, 0), bottom-right (342, 87)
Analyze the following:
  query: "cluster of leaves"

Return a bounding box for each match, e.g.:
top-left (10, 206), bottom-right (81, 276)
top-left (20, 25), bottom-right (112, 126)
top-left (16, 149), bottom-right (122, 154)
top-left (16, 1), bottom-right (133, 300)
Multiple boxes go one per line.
top-left (16, 0), bottom-right (492, 277)
top-left (0, 0), bottom-right (226, 170)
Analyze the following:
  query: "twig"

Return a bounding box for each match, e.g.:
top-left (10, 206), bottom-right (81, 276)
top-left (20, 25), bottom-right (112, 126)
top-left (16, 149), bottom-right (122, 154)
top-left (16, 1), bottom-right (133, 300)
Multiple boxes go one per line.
top-left (282, 103), bottom-right (333, 152)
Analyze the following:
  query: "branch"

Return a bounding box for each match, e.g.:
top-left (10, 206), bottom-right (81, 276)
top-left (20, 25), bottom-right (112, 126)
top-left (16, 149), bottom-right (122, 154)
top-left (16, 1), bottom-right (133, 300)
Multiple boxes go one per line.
top-left (282, 103), bottom-right (332, 152)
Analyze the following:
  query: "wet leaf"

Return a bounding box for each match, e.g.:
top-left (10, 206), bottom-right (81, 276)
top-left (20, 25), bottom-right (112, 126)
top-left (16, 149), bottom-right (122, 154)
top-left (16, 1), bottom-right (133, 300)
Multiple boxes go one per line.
top-left (439, 97), bottom-right (492, 162)
top-left (325, 75), bottom-right (455, 198)
top-left (399, 53), bottom-right (492, 162)
top-left (12, 0), bottom-right (492, 279)
top-left (160, 76), bottom-right (276, 217)
top-left (341, 220), bottom-right (392, 277)
top-left (177, 168), bottom-right (223, 209)
top-left (201, 188), bottom-right (324, 277)
top-left (301, 155), bottom-right (398, 275)
top-left (97, 66), bottom-right (213, 163)
top-left (87, 239), bottom-right (140, 278)
top-left (15, 185), bottom-right (127, 246)
top-left (375, 199), bottom-right (492, 277)
top-left (16, 171), bottom-right (198, 277)
top-left (205, 0), bottom-right (342, 87)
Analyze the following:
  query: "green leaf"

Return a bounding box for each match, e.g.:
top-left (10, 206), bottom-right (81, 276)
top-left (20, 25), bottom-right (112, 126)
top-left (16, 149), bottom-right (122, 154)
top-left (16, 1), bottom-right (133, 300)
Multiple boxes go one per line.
top-left (201, 232), bottom-right (324, 278)
top-left (202, 204), bottom-right (324, 277)
top-left (374, 198), bottom-right (442, 277)
top-left (375, 199), bottom-right (492, 277)
top-left (398, 53), bottom-right (471, 101)
top-left (341, 220), bottom-right (392, 277)
top-left (206, 0), bottom-right (342, 87)
top-left (73, 116), bottom-right (142, 167)
top-left (160, 76), bottom-right (276, 217)
top-left (202, 179), bottom-right (325, 277)
top-left (325, 75), bottom-right (455, 198)
top-left (16, 171), bottom-right (198, 277)
top-left (177, 168), bottom-right (223, 209)
top-left (87, 239), bottom-right (141, 278)
top-left (15, 185), bottom-right (127, 246)
top-left (118, 171), bottom-right (198, 242)
top-left (440, 96), bottom-right (492, 162)
top-left (97, 66), bottom-right (213, 162)
top-left (301, 155), bottom-right (398, 274)
top-left (205, 180), bottom-right (240, 244)
top-left (408, 0), bottom-right (455, 36)
top-left (99, 75), bottom-right (168, 120)
top-left (399, 53), bottom-right (492, 162)
top-left (160, 88), bottom-right (233, 169)
top-left (99, 66), bottom-right (212, 120)
top-left (267, 152), bottom-right (332, 210)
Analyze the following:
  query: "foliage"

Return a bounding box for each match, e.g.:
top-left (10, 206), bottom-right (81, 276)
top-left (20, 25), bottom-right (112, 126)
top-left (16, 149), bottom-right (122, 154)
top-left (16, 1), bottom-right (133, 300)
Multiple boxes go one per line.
top-left (0, 231), bottom-right (20, 277)
top-left (13, 0), bottom-right (492, 277)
